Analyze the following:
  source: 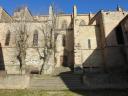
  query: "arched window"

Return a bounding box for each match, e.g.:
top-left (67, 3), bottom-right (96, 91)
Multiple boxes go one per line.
top-left (61, 20), bottom-right (67, 29)
top-left (62, 35), bottom-right (66, 47)
top-left (33, 30), bottom-right (38, 46)
top-left (79, 20), bottom-right (86, 26)
top-left (5, 30), bottom-right (10, 46)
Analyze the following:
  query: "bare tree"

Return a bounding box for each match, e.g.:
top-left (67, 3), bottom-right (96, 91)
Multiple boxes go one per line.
top-left (13, 5), bottom-right (58, 74)
top-left (39, 5), bottom-right (58, 74)
top-left (15, 22), bottom-right (28, 73)
top-left (14, 7), bottom-right (29, 74)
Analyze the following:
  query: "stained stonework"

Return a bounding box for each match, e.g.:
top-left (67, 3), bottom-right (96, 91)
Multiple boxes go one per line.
top-left (0, 5), bottom-right (127, 74)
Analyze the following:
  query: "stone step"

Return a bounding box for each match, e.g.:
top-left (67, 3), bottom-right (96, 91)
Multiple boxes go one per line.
top-left (30, 86), bottom-right (86, 90)
top-left (31, 79), bottom-right (78, 82)
top-left (30, 82), bottom-right (85, 88)
top-left (30, 81), bottom-right (82, 84)
top-left (30, 78), bottom-right (82, 84)
top-left (31, 75), bottom-right (81, 79)
top-left (30, 84), bottom-right (84, 90)
top-left (29, 72), bottom-right (128, 90)
top-left (29, 73), bottom-right (84, 90)
top-left (30, 84), bottom-right (83, 87)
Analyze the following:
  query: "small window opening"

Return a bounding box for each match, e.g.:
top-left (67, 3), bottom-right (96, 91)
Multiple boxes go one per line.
top-left (62, 35), bottom-right (66, 47)
top-left (88, 39), bottom-right (91, 49)
top-left (33, 30), bottom-right (38, 46)
top-left (5, 31), bottom-right (10, 46)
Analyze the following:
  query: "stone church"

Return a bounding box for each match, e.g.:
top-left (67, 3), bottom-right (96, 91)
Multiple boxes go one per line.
top-left (0, 5), bottom-right (128, 74)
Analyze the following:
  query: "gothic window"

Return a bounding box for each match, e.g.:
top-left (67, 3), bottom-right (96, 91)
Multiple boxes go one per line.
top-left (115, 24), bottom-right (124, 45)
top-left (62, 35), bottom-right (66, 47)
top-left (79, 20), bottom-right (86, 26)
top-left (61, 20), bottom-right (67, 29)
top-left (33, 30), bottom-right (38, 46)
top-left (88, 39), bottom-right (91, 49)
top-left (5, 30), bottom-right (10, 46)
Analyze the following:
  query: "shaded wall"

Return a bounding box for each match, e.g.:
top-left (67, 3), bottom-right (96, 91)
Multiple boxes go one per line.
top-left (101, 11), bottom-right (128, 69)
top-left (0, 43), bottom-right (5, 70)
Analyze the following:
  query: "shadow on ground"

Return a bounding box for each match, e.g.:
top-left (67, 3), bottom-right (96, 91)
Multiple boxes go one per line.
top-left (58, 69), bottom-right (128, 96)
top-left (57, 13), bottom-right (128, 96)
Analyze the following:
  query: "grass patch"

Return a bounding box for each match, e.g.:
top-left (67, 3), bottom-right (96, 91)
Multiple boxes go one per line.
top-left (0, 89), bottom-right (128, 96)
top-left (0, 90), bottom-right (82, 96)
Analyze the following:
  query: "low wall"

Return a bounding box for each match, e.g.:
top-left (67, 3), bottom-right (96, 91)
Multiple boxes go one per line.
top-left (0, 74), bottom-right (30, 89)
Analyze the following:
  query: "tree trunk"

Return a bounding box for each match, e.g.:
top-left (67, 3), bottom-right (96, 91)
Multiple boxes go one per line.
top-left (20, 54), bottom-right (26, 74)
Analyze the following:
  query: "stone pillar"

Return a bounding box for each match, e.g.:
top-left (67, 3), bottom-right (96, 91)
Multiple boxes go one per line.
top-left (73, 5), bottom-right (83, 73)
top-left (89, 12), bottom-right (92, 21)
top-left (117, 5), bottom-right (123, 12)
top-left (49, 5), bottom-right (53, 20)
top-left (73, 5), bottom-right (77, 18)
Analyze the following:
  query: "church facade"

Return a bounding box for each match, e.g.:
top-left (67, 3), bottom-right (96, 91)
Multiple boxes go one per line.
top-left (0, 5), bottom-right (128, 74)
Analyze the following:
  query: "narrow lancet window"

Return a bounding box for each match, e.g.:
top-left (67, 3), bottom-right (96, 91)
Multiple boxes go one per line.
top-left (5, 31), bottom-right (10, 46)
top-left (33, 30), bottom-right (38, 46)
top-left (115, 24), bottom-right (124, 45)
top-left (62, 35), bottom-right (66, 47)
top-left (88, 39), bottom-right (91, 49)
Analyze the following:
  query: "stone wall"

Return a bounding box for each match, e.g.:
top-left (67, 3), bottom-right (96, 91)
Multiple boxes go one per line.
top-left (74, 25), bottom-right (103, 68)
top-left (0, 75), bottom-right (29, 89)
top-left (101, 11), bottom-right (128, 69)
top-left (0, 5), bottom-right (128, 74)
top-left (0, 22), bottom-right (52, 74)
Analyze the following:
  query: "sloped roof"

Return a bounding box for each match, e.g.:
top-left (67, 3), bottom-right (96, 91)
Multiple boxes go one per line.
top-left (13, 7), bottom-right (33, 21)
top-left (0, 7), bottom-right (12, 22)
